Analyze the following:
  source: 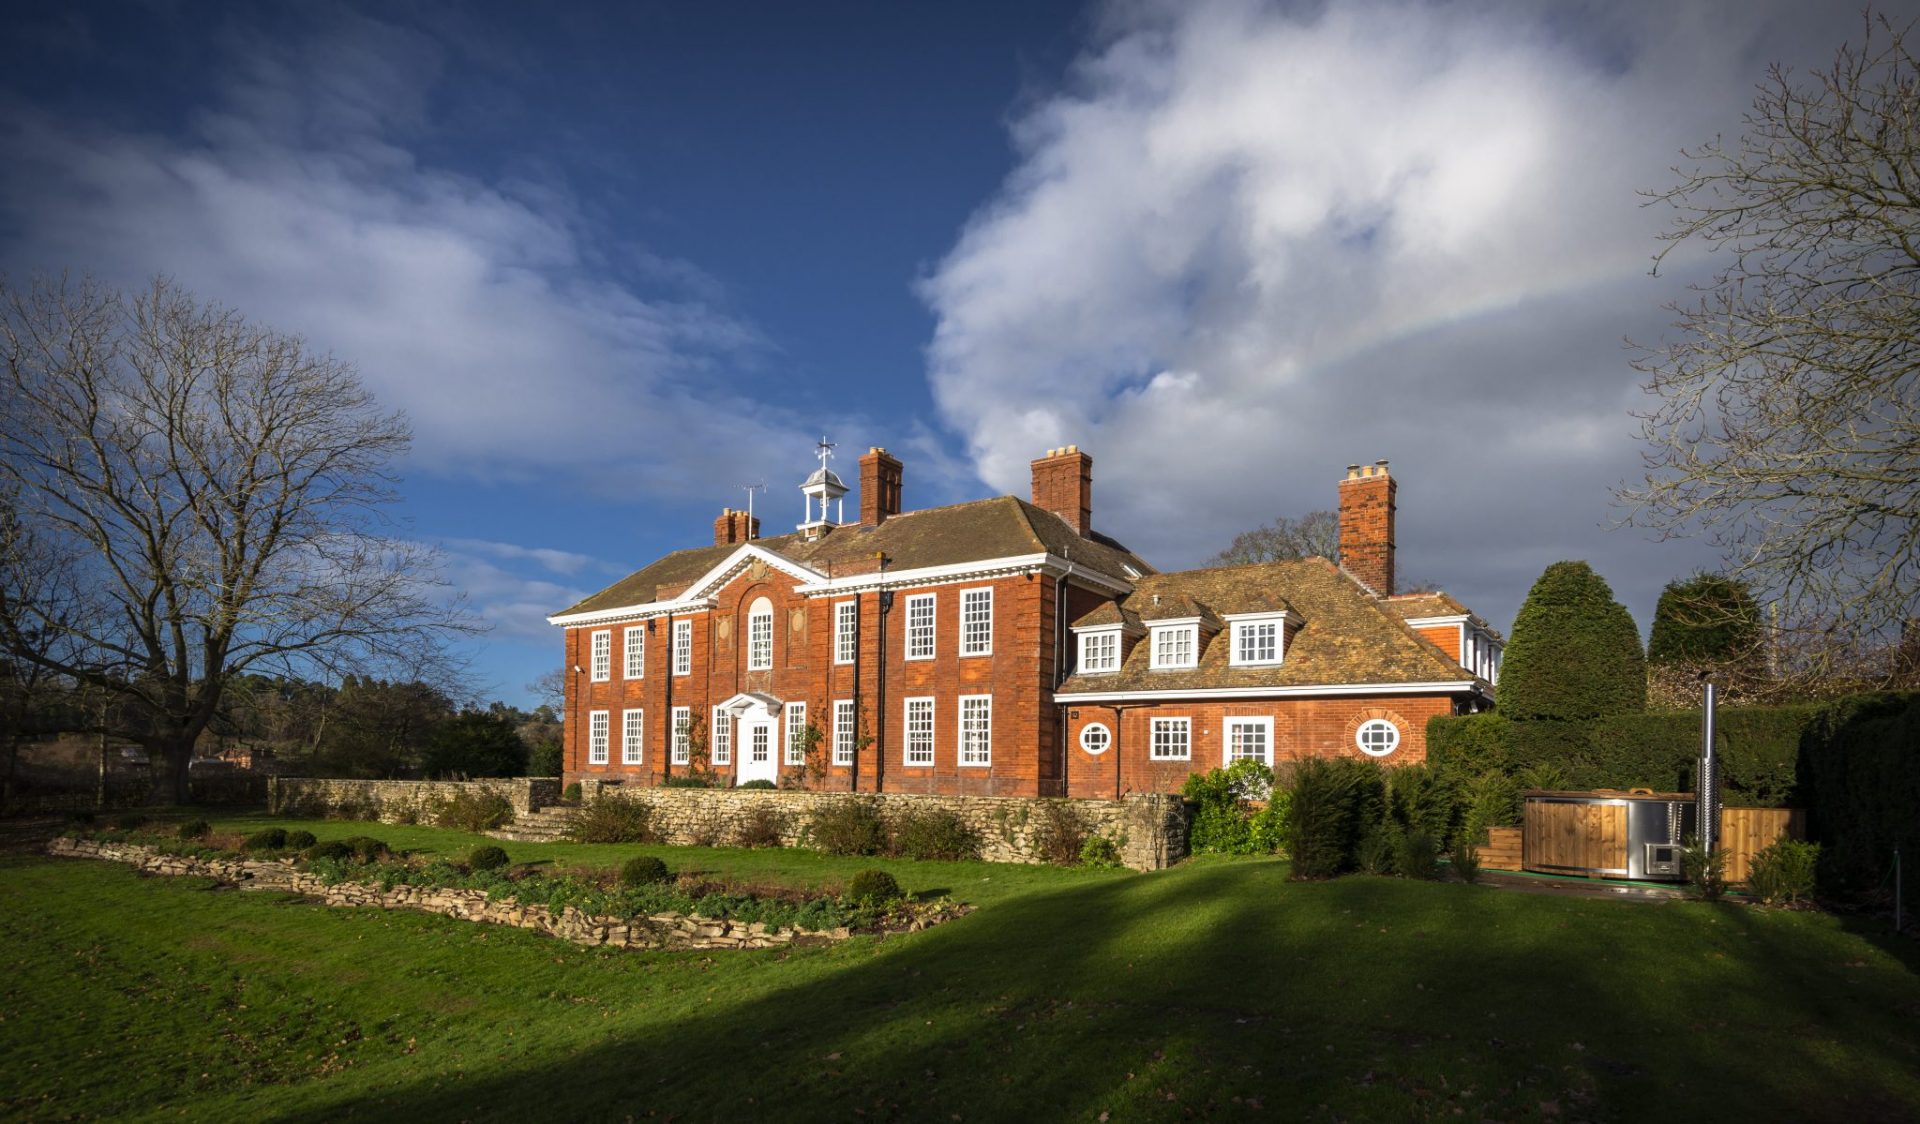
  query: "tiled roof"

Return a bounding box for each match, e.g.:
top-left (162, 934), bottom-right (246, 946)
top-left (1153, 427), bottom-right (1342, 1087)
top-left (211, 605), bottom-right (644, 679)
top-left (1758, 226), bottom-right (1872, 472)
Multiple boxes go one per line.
top-left (1058, 557), bottom-right (1472, 693)
top-left (555, 496), bottom-right (1155, 617)
top-left (1383, 591), bottom-right (1500, 637)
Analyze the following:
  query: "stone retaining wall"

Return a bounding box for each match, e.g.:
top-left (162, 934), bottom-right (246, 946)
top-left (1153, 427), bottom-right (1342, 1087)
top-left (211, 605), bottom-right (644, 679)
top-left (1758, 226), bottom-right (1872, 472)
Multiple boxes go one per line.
top-left (267, 777), bottom-right (562, 823)
top-left (580, 782), bottom-right (1188, 871)
top-left (46, 837), bottom-right (836, 951)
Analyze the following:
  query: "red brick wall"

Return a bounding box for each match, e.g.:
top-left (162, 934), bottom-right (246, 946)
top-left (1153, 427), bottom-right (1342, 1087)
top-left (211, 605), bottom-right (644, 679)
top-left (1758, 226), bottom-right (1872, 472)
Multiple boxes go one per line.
top-left (1030, 447), bottom-right (1092, 536)
top-left (1414, 624), bottom-right (1460, 661)
top-left (1061, 693), bottom-right (1458, 798)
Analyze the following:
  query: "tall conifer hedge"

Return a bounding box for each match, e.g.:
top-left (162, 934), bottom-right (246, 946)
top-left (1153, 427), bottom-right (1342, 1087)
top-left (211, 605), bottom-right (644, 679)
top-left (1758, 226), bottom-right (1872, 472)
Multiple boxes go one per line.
top-left (1497, 561), bottom-right (1647, 721)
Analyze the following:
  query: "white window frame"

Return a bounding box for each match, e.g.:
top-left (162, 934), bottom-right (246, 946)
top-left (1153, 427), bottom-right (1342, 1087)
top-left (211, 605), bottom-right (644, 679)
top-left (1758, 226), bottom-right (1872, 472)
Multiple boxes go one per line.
top-left (1079, 722), bottom-right (1111, 755)
top-left (622, 708), bottom-right (644, 765)
top-left (957, 694), bottom-right (992, 767)
top-left (589, 630), bottom-right (611, 682)
top-left (1150, 717), bottom-right (1191, 761)
top-left (1224, 716), bottom-right (1274, 767)
top-left (1231, 620), bottom-right (1280, 666)
top-left (903, 696), bottom-right (935, 767)
top-left (672, 620), bottom-right (693, 676)
top-left (960, 587), bottom-right (993, 657)
top-left (1356, 718), bottom-right (1401, 758)
top-left (588, 709), bottom-right (610, 764)
top-left (623, 625), bottom-right (644, 679)
top-left (711, 705), bottom-right (732, 766)
top-left (905, 593), bottom-right (936, 660)
top-left (1150, 624), bottom-right (1198, 669)
top-left (1078, 629), bottom-right (1120, 674)
top-left (832, 699), bottom-right (856, 766)
top-left (784, 702), bottom-right (807, 766)
top-left (747, 598), bottom-right (774, 671)
top-left (671, 706), bottom-right (691, 764)
top-left (834, 600), bottom-right (858, 665)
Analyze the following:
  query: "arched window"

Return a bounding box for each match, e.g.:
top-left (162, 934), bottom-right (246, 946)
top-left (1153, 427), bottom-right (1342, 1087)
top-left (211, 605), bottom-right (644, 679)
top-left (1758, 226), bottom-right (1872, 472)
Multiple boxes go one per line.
top-left (748, 597), bottom-right (774, 670)
top-left (1355, 718), bottom-right (1400, 757)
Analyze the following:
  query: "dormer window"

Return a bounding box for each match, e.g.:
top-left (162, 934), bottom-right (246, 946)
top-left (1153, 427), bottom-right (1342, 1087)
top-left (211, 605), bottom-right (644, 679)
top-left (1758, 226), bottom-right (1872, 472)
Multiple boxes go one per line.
top-left (1225, 611), bottom-right (1291, 667)
top-left (1079, 629), bottom-right (1120, 673)
top-left (1150, 624), bottom-right (1197, 669)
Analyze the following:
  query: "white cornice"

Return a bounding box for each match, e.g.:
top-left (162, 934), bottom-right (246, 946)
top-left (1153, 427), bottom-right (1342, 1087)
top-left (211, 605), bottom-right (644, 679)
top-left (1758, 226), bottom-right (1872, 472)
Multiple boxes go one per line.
top-left (1056, 680), bottom-right (1485, 702)
top-left (1403, 614), bottom-right (1469, 628)
top-left (547, 599), bottom-right (711, 628)
top-left (681, 544), bottom-right (826, 600)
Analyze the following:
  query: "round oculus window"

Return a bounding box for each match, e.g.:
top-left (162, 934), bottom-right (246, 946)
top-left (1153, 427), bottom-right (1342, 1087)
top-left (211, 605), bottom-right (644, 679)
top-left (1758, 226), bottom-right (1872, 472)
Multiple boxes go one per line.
top-left (1355, 718), bottom-right (1400, 757)
top-left (1079, 723), bottom-right (1112, 755)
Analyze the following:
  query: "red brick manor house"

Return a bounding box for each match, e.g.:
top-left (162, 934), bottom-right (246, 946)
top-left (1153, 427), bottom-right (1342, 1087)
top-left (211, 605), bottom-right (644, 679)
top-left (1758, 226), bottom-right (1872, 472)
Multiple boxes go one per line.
top-left (549, 445), bottom-right (1501, 797)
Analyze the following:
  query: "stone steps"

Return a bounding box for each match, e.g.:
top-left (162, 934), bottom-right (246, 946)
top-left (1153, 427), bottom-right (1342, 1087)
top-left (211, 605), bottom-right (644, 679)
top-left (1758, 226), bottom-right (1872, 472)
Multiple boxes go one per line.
top-left (488, 806), bottom-right (580, 843)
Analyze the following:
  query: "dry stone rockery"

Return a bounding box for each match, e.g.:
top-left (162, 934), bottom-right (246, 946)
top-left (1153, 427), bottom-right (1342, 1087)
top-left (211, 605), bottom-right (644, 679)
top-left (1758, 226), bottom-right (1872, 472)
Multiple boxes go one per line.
top-left (45, 837), bottom-right (845, 952)
top-left (579, 782), bottom-right (1190, 871)
top-left (268, 776), bottom-right (561, 825)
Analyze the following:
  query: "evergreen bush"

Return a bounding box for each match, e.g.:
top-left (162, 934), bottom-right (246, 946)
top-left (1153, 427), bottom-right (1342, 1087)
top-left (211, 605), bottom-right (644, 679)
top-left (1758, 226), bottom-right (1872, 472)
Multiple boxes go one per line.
top-left (242, 828), bottom-right (288, 851)
top-left (1681, 838), bottom-right (1729, 901)
top-left (1796, 691), bottom-right (1920, 902)
top-left (1648, 573), bottom-right (1762, 665)
top-left (562, 782), bottom-right (582, 802)
top-left (467, 844), bottom-right (511, 871)
top-left (1452, 835), bottom-right (1483, 883)
top-left (1355, 820), bottom-right (1400, 875)
top-left (303, 839), bottom-right (354, 862)
top-left (890, 808), bottom-right (981, 861)
top-left (340, 835), bottom-right (389, 862)
top-left (113, 814), bottom-right (150, 832)
top-left (1181, 760), bottom-right (1276, 855)
top-left (805, 800), bottom-right (890, 856)
top-left (619, 855), bottom-right (671, 886)
top-left (284, 830), bottom-right (317, 850)
top-left (1078, 834), bottom-right (1123, 868)
top-left (735, 779), bottom-right (776, 790)
top-left (177, 819), bottom-right (212, 840)
top-left (1498, 561), bottom-right (1646, 721)
top-left (1285, 758), bottom-right (1382, 879)
top-left (1394, 830), bottom-right (1441, 880)
top-left (1746, 838), bottom-right (1819, 906)
top-left (434, 790), bottom-right (515, 833)
top-left (846, 868), bottom-right (902, 906)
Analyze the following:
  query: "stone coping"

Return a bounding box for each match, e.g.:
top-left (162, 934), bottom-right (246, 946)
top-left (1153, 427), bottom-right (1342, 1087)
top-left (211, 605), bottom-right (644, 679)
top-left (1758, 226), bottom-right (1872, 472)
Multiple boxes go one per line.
top-left (44, 837), bottom-right (907, 952)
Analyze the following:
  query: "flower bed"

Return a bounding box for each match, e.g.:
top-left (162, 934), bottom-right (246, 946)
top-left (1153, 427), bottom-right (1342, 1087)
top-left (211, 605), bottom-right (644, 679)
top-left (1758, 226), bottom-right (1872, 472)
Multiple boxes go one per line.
top-left (47, 831), bottom-right (966, 951)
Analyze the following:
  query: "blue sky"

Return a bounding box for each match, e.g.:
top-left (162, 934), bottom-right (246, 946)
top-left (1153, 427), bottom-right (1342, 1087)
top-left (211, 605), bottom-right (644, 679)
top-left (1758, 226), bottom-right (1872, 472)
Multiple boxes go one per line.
top-left (3, 1), bottom-right (1908, 704)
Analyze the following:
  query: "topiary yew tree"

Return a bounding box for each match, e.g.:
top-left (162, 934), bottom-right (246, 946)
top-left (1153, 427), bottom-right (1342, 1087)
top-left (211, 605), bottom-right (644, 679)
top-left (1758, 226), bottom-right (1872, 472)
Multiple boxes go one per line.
top-left (1498, 561), bottom-right (1646, 721)
top-left (1648, 573), bottom-right (1762, 665)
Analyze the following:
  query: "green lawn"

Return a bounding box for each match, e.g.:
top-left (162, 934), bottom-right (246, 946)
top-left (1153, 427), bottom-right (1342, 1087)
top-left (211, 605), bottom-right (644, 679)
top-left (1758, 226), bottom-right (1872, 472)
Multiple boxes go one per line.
top-left (3, 814), bottom-right (1917, 1122)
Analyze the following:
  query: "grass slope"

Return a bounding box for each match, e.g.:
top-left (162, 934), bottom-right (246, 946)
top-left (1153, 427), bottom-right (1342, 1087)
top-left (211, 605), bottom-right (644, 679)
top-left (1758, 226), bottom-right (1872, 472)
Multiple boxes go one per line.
top-left (2, 821), bottom-right (1917, 1121)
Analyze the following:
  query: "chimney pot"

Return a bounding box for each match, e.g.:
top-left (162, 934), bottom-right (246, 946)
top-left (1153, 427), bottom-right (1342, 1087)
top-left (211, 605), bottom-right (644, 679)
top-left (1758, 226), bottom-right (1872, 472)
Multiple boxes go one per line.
top-left (1338, 457), bottom-right (1397, 596)
top-left (1030, 444), bottom-right (1094, 536)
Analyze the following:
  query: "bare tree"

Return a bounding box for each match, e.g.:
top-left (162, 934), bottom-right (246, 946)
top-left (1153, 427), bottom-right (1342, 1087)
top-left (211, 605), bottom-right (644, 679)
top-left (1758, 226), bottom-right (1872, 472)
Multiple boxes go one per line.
top-left (1624, 13), bottom-right (1920, 643)
top-left (0, 275), bottom-right (477, 803)
top-left (1209, 509), bottom-right (1341, 566)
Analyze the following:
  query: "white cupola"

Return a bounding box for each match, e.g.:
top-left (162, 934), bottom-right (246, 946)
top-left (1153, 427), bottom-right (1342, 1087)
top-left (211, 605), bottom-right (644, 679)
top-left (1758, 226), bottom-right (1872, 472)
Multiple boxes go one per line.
top-left (799, 436), bottom-right (848, 531)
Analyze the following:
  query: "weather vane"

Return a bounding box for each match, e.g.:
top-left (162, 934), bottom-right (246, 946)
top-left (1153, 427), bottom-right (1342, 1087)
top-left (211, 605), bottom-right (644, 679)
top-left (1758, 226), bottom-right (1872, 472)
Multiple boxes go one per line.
top-left (814, 435), bottom-right (836, 473)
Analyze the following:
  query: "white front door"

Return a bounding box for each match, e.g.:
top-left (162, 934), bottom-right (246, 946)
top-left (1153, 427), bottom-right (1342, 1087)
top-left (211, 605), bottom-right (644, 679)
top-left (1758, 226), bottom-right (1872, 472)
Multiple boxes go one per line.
top-left (738, 716), bottom-right (778, 786)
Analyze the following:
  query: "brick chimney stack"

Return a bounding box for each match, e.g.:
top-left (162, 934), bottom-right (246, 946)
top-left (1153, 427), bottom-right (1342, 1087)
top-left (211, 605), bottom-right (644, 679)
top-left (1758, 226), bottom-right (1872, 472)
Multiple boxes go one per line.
top-left (859, 447), bottom-right (903, 527)
top-left (713, 507), bottom-right (759, 546)
top-left (1030, 445), bottom-right (1093, 536)
top-left (1338, 460), bottom-right (1396, 597)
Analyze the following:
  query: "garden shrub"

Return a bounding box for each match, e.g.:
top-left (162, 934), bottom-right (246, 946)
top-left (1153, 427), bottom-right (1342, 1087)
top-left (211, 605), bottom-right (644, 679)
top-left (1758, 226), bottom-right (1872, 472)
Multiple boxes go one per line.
top-left (177, 819), bottom-right (211, 840)
top-left (1459, 769), bottom-right (1521, 838)
top-left (1355, 821), bottom-right (1400, 876)
top-left (846, 868), bottom-right (902, 906)
top-left (340, 835), bottom-right (390, 862)
top-left (1182, 760), bottom-right (1275, 855)
top-left (564, 797), bottom-right (658, 844)
top-left (1285, 758), bottom-right (1383, 879)
top-left (113, 813), bottom-right (150, 832)
top-left (661, 775), bottom-right (714, 788)
top-left (242, 828), bottom-right (288, 851)
top-left (1681, 838), bottom-right (1729, 901)
top-left (284, 830), bottom-right (317, 850)
top-left (304, 840), bottom-right (354, 862)
top-left (1648, 573), bottom-right (1762, 665)
top-left (1797, 691), bottom-right (1920, 902)
top-left (805, 800), bottom-right (890, 857)
top-left (1498, 560), bottom-right (1646, 721)
top-left (1079, 834), bottom-right (1123, 868)
top-left (735, 779), bottom-right (776, 790)
top-left (733, 805), bottom-right (789, 848)
top-left (620, 855), bottom-right (671, 886)
top-left (1746, 838), bottom-right (1819, 906)
top-left (1385, 764), bottom-right (1455, 844)
top-left (1029, 800), bottom-right (1091, 865)
top-left (434, 790), bottom-right (514, 833)
top-left (1452, 834), bottom-right (1482, 883)
top-left (1394, 830), bottom-right (1441, 881)
top-left (1248, 794), bottom-right (1290, 854)
top-left (467, 845), bottom-right (511, 872)
top-left (890, 807), bottom-right (981, 862)
top-left (562, 782), bottom-right (582, 802)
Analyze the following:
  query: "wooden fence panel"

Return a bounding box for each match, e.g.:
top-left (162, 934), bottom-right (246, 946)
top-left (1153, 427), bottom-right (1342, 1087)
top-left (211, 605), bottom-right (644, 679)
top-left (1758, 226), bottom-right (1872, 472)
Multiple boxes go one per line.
top-left (1525, 799), bottom-right (1628, 876)
top-left (1721, 807), bottom-right (1805, 884)
top-left (1481, 826), bottom-right (1523, 872)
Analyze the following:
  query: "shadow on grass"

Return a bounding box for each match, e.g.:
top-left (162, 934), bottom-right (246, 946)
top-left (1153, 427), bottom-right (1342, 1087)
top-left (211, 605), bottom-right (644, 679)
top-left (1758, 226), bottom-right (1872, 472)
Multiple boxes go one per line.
top-left (269, 862), bottom-right (1920, 1123)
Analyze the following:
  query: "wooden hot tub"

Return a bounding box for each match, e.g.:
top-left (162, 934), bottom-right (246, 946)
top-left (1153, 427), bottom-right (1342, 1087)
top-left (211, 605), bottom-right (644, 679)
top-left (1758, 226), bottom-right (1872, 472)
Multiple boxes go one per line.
top-left (1522, 789), bottom-right (1696, 881)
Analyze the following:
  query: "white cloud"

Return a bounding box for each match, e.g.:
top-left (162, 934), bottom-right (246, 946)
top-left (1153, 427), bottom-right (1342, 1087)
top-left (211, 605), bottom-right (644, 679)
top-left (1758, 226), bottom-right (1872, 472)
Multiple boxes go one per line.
top-left (920, 0), bottom-right (1900, 630)
top-left (437, 538), bottom-right (616, 578)
top-left (0, 8), bottom-right (811, 499)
